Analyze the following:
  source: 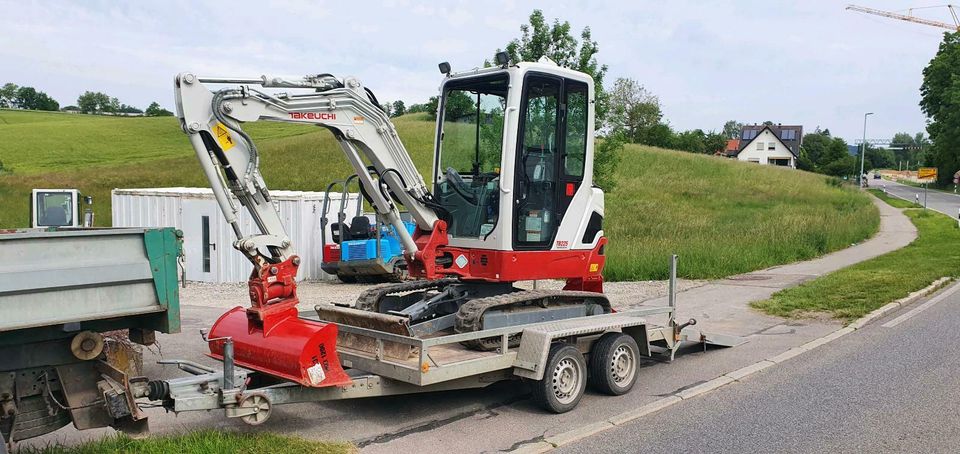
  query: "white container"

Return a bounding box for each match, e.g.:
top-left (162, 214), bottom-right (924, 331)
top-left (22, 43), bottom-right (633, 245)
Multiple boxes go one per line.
top-left (111, 187), bottom-right (359, 283)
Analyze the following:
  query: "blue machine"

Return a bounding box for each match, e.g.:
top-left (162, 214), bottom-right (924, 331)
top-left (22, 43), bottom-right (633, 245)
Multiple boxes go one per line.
top-left (320, 176), bottom-right (414, 283)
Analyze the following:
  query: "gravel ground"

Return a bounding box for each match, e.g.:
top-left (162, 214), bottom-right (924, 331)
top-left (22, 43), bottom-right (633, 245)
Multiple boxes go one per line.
top-left (178, 278), bottom-right (708, 311)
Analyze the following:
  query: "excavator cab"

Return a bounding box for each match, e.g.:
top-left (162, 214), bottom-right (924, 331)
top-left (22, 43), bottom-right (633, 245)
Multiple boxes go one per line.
top-left (429, 59), bottom-right (605, 282)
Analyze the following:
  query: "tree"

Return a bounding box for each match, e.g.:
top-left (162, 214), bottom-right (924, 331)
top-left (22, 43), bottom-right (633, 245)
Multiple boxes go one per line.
top-left (704, 131), bottom-right (728, 155)
top-left (920, 31), bottom-right (960, 184)
top-left (77, 91), bottom-right (99, 113)
top-left (606, 77), bottom-right (663, 143)
top-left (497, 9), bottom-right (609, 123)
top-left (118, 104), bottom-right (143, 114)
top-left (144, 102), bottom-right (173, 116)
top-left (800, 132), bottom-right (833, 168)
top-left (391, 100), bottom-right (406, 117)
top-left (593, 132), bottom-right (624, 191)
top-left (0, 83), bottom-right (18, 108)
top-left (673, 129), bottom-right (706, 154)
top-left (722, 120), bottom-right (744, 139)
top-left (13, 86), bottom-right (58, 111)
top-left (77, 91), bottom-right (119, 114)
top-left (379, 102), bottom-right (393, 117)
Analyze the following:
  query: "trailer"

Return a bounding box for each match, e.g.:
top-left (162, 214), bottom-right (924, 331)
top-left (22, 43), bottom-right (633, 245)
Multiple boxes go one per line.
top-left (146, 257), bottom-right (744, 422)
top-left (0, 228), bottom-right (183, 448)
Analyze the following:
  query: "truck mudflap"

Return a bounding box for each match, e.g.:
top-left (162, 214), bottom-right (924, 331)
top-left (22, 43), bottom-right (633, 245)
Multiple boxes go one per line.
top-left (207, 306), bottom-right (351, 388)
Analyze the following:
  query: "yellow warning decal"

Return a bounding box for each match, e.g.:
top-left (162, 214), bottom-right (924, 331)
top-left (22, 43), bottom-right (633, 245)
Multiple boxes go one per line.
top-left (213, 122), bottom-right (235, 151)
top-left (589, 263), bottom-right (599, 272)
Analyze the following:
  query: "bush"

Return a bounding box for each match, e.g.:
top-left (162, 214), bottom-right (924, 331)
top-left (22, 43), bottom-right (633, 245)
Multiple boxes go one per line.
top-left (594, 132), bottom-right (624, 191)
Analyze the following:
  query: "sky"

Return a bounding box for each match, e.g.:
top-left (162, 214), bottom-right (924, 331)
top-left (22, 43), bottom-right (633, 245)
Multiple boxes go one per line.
top-left (0, 0), bottom-right (954, 142)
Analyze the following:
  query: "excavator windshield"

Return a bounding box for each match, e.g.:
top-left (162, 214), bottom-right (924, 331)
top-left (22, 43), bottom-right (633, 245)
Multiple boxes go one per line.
top-left (435, 73), bottom-right (509, 238)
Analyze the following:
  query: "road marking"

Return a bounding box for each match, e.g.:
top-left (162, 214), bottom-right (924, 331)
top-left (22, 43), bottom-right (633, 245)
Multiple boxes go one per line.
top-left (882, 282), bottom-right (960, 328)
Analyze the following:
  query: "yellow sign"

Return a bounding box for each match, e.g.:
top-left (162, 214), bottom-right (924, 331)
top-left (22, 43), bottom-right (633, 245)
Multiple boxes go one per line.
top-left (919, 167), bottom-right (938, 180)
top-left (589, 263), bottom-right (599, 272)
top-left (212, 122), bottom-right (235, 151)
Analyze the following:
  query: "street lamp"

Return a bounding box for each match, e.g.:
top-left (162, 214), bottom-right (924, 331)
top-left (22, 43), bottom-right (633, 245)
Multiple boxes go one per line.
top-left (860, 112), bottom-right (874, 187)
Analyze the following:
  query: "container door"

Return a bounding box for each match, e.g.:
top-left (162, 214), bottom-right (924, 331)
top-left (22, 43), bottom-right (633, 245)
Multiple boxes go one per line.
top-left (181, 199), bottom-right (219, 282)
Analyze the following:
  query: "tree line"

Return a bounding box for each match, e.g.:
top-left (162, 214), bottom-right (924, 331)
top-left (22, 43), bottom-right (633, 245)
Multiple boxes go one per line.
top-left (1, 83), bottom-right (173, 117)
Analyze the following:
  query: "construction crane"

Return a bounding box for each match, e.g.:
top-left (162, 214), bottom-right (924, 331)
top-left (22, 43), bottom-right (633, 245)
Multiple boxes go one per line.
top-left (846, 4), bottom-right (959, 31)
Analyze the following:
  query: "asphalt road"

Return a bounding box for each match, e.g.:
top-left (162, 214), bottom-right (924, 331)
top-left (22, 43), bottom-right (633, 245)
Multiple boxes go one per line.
top-left (876, 176), bottom-right (960, 218)
top-left (561, 282), bottom-right (960, 453)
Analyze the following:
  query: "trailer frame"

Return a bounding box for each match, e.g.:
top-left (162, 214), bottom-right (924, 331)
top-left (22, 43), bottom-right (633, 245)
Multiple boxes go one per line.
top-left (151, 256), bottom-right (745, 422)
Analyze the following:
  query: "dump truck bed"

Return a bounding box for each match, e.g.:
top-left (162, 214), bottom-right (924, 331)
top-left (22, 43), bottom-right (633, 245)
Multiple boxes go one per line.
top-left (0, 228), bottom-right (182, 339)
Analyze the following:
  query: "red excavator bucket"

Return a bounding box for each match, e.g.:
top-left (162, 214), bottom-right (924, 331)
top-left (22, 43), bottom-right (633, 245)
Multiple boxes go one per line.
top-left (208, 306), bottom-right (351, 388)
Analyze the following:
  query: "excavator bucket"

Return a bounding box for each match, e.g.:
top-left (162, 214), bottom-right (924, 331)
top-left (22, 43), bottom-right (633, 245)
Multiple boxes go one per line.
top-left (313, 305), bottom-right (417, 361)
top-left (208, 306), bottom-right (352, 388)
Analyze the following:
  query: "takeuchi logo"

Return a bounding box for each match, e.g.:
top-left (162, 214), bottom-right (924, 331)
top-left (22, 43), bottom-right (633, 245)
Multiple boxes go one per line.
top-left (289, 112), bottom-right (336, 120)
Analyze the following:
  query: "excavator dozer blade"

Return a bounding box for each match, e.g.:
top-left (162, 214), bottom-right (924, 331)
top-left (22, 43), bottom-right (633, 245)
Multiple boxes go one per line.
top-left (313, 305), bottom-right (417, 361)
top-left (208, 306), bottom-right (352, 388)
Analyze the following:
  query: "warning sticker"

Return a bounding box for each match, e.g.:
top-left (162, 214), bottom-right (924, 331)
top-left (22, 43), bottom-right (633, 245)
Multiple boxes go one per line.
top-left (212, 122), bottom-right (235, 151)
top-left (353, 116), bottom-right (365, 125)
top-left (306, 363), bottom-right (326, 386)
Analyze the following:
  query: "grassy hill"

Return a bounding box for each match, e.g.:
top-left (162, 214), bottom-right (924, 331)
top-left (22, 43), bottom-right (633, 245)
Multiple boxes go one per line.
top-left (0, 109), bottom-right (878, 280)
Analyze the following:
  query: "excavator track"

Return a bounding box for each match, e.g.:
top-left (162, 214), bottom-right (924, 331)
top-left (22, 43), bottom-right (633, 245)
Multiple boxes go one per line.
top-left (355, 278), bottom-right (459, 312)
top-left (454, 290), bottom-right (612, 351)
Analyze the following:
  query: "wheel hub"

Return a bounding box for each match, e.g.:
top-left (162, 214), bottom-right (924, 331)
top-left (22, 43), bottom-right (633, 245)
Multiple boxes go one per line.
top-left (610, 345), bottom-right (636, 384)
top-left (552, 358), bottom-right (581, 404)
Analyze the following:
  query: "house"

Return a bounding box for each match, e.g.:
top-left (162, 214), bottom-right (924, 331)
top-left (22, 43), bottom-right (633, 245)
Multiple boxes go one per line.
top-left (720, 139), bottom-right (740, 157)
top-left (734, 124), bottom-right (803, 168)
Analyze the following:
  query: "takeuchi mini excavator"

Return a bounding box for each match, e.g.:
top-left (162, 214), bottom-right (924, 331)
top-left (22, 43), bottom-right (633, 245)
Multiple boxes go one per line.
top-left (174, 55), bottom-right (609, 388)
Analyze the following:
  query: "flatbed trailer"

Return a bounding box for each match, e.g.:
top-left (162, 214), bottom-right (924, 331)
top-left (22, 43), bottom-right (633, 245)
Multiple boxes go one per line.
top-left (149, 261), bottom-right (744, 422)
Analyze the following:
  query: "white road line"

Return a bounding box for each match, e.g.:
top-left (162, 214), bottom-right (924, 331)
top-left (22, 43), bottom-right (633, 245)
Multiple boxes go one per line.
top-left (882, 282), bottom-right (960, 328)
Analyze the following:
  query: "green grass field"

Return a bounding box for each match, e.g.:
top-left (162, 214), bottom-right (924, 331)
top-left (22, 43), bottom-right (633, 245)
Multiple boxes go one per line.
top-left (754, 206), bottom-right (960, 321)
top-left (0, 109), bottom-right (878, 280)
top-left (15, 430), bottom-right (353, 454)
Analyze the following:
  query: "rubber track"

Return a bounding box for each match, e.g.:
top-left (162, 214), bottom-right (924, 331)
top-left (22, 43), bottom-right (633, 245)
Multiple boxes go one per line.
top-left (454, 290), bottom-right (612, 351)
top-left (354, 277), bottom-right (459, 312)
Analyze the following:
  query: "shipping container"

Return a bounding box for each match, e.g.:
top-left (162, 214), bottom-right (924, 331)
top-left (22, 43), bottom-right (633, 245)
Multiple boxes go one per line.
top-left (111, 188), bottom-right (360, 283)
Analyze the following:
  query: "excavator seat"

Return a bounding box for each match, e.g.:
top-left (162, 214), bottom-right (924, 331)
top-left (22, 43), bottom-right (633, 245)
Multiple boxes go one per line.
top-left (349, 216), bottom-right (371, 240)
top-left (331, 221), bottom-right (351, 243)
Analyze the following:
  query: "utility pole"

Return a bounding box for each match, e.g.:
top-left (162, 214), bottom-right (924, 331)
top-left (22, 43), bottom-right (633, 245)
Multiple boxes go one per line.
top-left (860, 112), bottom-right (873, 187)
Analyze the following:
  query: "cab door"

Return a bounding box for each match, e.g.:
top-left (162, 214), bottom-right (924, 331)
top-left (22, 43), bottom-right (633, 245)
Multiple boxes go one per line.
top-left (513, 74), bottom-right (588, 251)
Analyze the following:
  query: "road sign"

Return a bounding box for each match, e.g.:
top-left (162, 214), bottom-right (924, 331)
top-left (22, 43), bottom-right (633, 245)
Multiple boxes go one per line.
top-left (918, 167), bottom-right (938, 180)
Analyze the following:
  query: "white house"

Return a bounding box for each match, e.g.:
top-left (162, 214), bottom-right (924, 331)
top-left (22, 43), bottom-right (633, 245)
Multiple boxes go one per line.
top-left (734, 124), bottom-right (803, 168)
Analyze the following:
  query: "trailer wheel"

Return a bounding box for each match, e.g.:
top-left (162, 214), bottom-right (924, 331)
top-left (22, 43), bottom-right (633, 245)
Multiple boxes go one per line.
top-left (237, 392), bottom-right (272, 425)
top-left (589, 333), bottom-right (640, 396)
top-left (532, 344), bottom-right (587, 413)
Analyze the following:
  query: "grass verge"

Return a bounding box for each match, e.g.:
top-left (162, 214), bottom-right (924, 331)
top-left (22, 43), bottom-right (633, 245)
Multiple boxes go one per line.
top-left (868, 189), bottom-right (921, 208)
top-left (15, 430), bottom-right (354, 454)
top-left (753, 206), bottom-right (960, 321)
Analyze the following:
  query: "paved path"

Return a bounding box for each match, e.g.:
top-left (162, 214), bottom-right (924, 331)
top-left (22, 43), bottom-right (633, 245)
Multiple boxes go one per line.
top-left (630, 195), bottom-right (917, 337)
top-left (877, 176), bottom-right (960, 218)
top-left (562, 281), bottom-right (960, 453)
top-left (21, 197), bottom-right (918, 453)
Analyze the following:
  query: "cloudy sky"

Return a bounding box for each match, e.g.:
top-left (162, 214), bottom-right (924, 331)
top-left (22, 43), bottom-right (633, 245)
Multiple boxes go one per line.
top-left (1, 1), bottom-right (953, 141)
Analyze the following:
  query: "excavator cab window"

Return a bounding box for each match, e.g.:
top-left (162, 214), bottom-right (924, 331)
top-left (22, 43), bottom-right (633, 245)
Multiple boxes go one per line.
top-left (435, 74), bottom-right (509, 239)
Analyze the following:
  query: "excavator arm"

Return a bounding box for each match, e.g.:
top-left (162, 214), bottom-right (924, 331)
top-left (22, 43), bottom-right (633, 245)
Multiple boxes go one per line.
top-left (174, 73), bottom-right (448, 388)
top-left (174, 73), bottom-right (443, 316)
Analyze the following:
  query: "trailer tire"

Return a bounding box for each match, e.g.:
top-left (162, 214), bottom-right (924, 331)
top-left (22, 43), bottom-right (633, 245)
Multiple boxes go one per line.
top-left (532, 344), bottom-right (587, 413)
top-left (588, 333), bottom-right (640, 396)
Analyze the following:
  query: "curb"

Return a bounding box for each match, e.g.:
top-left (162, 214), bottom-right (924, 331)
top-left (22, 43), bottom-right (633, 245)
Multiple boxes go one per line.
top-left (509, 277), bottom-right (953, 453)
